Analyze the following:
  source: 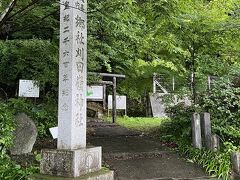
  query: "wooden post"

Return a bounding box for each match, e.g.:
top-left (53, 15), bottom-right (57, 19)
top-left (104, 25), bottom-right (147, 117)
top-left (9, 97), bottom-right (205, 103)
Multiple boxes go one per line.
top-left (112, 77), bottom-right (117, 123)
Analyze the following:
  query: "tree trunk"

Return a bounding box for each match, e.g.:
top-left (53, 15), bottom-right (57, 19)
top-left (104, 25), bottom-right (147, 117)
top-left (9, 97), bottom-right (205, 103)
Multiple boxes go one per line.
top-left (0, 0), bottom-right (17, 26)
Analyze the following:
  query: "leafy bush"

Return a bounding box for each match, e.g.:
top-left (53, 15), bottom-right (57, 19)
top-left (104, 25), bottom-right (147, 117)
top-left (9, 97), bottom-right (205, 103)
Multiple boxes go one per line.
top-left (177, 141), bottom-right (240, 180)
top-left (8, 98), bottom-right (57, 138)
top-left (126, 98), bottom-right (146, 117)
top-left (0, 39), bottom-right (58, 97)
top-left (200, 78), bottom-right (240, 145)
top-left (0, 103), bottom-right (14, 153)
top-left (162, 102), bottom-right (197, 142)
top-left (162, 75), bottom-right (240, 179)
top-left (0, 154), bottom-right (38, 180)
top-left (0, 102), bottom-right (38, 179)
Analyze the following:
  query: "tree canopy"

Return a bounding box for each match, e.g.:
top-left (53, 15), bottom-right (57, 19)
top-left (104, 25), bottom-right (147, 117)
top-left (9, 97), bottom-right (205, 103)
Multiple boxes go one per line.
top-left (0, 0), bottom-right (240, 99)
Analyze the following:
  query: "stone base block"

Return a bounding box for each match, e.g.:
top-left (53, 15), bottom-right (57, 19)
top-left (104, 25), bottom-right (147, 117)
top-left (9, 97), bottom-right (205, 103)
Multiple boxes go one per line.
top-left (40, 147), bottom-right (102, 178)
top-left (29, 168), bottom-right (114, 180)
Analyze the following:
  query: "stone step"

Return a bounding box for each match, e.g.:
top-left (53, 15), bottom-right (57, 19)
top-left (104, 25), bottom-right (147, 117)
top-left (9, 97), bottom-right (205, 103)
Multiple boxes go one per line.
top-left (103, 151), bottom-right (175, 161)
top-left (29, 168), bottom-right (114, 180)
top-left (149, 177), bottom-right (217, 180)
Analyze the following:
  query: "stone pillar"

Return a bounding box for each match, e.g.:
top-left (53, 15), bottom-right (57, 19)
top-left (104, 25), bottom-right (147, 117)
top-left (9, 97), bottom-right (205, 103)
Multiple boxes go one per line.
top-left (231, 152), bottom-right (240, 180)
top-left (200, 112), bottom-right (211, 148)
top-left (192, 113), bottom-right (202, 149)
top-left (32, 1), bottom-right (114, 179)
top-left (57, 0), bottom-right (87, 150)
top-left (210, 134), bottom-right (220, 152)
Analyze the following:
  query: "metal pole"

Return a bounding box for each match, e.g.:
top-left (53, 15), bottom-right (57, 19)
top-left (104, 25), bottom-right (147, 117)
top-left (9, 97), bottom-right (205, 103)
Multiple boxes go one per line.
top-left (112, 77), bottom-right (117, 123)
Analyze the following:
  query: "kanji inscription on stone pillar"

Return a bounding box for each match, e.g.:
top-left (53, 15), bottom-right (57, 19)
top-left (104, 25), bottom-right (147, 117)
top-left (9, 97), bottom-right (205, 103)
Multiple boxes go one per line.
top-left (58, 0), bottom-right (87, 150)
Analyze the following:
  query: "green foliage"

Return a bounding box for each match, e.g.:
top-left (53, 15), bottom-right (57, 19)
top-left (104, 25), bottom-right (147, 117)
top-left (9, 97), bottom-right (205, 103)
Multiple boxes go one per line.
top-left (0, 0), bottom-right (58, 40)
top-left (163, 75), bottom-right (240, 179)
top-left (200, 77), bottom-right (240, 145)
top-left (113, 116), bottom-right (167, 133)
top-left (125, 98), bottom-right (146, 117)
top-left (162, 103), bottom-right (197, 142)
top-left (176, 141), bottom-right (240, 179)
top-left (7, 98), bottom-right (57, 138)
top-left (0, 101), bottom-right (38, 179)
top-left (31, 103), bottom-right (57, 138)
top-left (0, 103), bottom-right (14, 153)
top-left (0, 39), bottom-right (58, 96)
top-left (0, 154), bottom-right (38, 180)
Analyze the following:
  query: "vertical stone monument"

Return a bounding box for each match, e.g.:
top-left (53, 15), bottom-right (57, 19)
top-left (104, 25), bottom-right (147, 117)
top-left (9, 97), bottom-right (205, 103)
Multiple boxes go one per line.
top-left (210, 134), bottom-right (220, 152)
top-left (200, 112), bottom-right (211, 148)
top-left (192, 113), bottom-right (202, 149)
top-left (29, 0), bottom-right (113, 179)
top-left (231, 152), bottom-right (240, 180)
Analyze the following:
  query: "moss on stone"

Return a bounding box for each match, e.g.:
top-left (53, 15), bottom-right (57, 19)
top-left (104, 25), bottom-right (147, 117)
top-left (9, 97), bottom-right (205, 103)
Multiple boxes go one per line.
top-left (28, 168), bottom-right (113, 180)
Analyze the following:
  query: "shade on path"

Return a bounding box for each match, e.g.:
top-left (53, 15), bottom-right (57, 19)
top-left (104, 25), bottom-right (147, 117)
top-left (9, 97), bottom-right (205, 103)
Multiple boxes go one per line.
top-left (87, 119), bottom-right (216, 180)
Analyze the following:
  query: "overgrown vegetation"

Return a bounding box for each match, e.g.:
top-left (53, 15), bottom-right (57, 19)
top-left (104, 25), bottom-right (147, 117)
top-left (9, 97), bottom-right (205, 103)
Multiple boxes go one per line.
top-left (161, 73), bottom-right (240, 179)
top-left (0, 0), bottom-right (240, 178)
top-left (0, 102), bottom-right (39, 179)
top-left (7, 98), bottom-right (57, 138)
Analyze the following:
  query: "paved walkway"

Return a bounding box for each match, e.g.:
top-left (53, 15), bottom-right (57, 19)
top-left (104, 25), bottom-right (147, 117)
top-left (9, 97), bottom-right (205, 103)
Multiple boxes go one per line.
top-left (87, 119), bottom-right (214, 180)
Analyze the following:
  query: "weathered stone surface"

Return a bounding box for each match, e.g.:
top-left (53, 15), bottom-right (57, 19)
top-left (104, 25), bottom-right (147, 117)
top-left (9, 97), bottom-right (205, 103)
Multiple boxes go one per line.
top-left (231, 171), bottom-right (240, 180)
top-left (232, 152), bottom-right (240, 176)
top-left (29, 168), bottom-right (114, 180)
top-left (10, 113), bottom-right (37, 155)
top-left (192, 113), bottom-right (202, 149)
top-left (210, 134), bottom-right (220, 152)
top-left (200, 113), bottom-right (212, 148)
top-left (57, 0), bottom-right (87, 150)
top-left (40, 147), bottom-right (102, 177)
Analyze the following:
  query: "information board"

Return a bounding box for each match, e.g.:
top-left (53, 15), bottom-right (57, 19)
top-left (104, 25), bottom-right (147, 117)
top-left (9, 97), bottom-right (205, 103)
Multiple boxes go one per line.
top-left (87, 86), bottom-right (104, 100)
top-left (108, 95), bottom-right (126, 110)
top-left (18, 80), bottom-right (40, 98)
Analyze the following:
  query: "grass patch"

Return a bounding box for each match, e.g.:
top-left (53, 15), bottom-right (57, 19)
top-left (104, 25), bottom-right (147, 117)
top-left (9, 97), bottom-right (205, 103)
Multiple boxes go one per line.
top-left (109, 116), bottom-right (168, 133)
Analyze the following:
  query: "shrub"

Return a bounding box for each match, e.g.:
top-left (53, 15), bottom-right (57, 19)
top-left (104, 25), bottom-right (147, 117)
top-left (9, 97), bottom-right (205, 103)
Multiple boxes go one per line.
top-left (0, 39), bottom-right (58, 98)
top-left (7, 98), bottom-right (57, 138)
top-left (162, 76), bottom-right (240, 179)
top-left (0, 102), bottom-right (38, 179)
top-left (200, 78), bottom-right (240, 145)
top-left (0, 103), bottom-right (14, 153)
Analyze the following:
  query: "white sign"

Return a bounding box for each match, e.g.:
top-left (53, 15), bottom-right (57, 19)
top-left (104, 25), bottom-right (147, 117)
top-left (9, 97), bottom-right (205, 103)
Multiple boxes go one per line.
top-left (18, 80), bottom-right (40, 98)
top-left (49, 127), bottom-right (58, 139)
top-left (108, 95), bottom-right (126, 110)
top-left (87, 86), bottom-right (104, 100)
